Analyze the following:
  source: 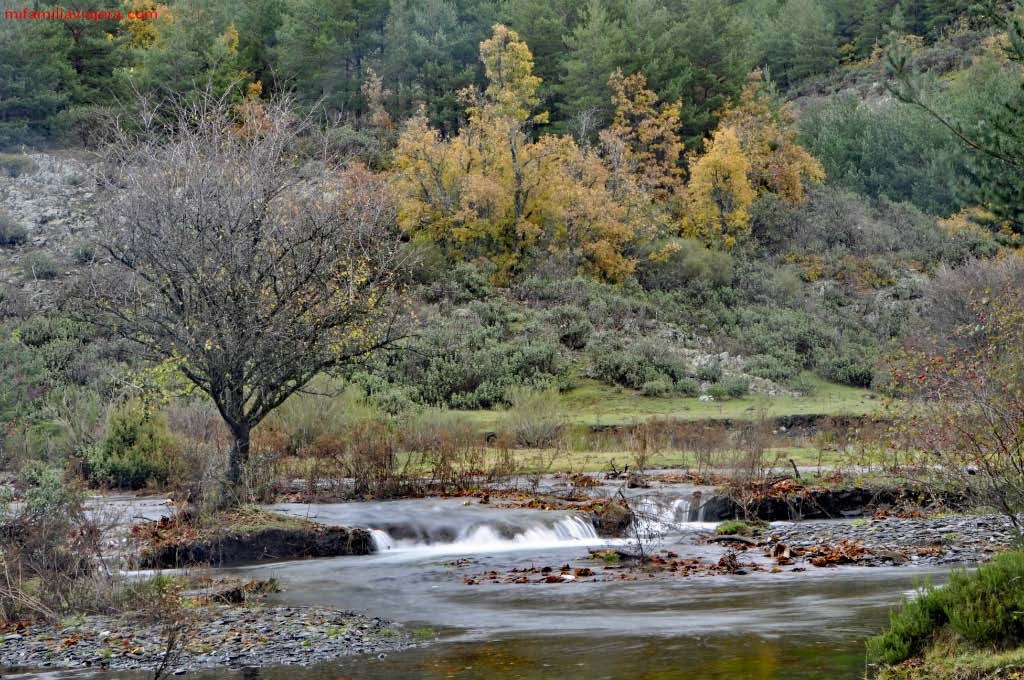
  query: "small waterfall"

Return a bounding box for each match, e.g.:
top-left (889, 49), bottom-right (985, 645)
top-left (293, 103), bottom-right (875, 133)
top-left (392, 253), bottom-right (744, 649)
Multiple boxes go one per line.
top-left (626, 493), bottom-right (718, 541)
top-left (515, 516), bottom-right (598, 543)
top-left (369, 514), bottom-right (599, 554)
top-left (632, 496), bottom-right (691, 530)
top-left (370, 529), bottom-right (396, 551)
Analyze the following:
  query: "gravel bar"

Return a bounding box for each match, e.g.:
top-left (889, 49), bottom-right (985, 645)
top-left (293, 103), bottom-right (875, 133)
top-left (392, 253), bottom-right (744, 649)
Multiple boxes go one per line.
top-left (766, 513), bottom-right (1016, 566)
top-left (0, 606), bottom-right (415, 675)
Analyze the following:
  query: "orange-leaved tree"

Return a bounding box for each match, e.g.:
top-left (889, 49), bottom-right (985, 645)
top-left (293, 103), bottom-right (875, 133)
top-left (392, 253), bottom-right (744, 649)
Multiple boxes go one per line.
top-left (600, 70), bottom-right (685, 203)
top-left (391, 24), bottom-right (635, 282)
top-left (718, 69), bottom-right (824, 204)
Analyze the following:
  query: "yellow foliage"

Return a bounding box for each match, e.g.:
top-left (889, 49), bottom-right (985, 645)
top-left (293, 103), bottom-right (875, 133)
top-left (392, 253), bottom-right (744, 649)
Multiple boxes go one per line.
top-left (717, 69), bottom-right (824, 204)
top-left (478, 24), bottom-right (547, 125)
top-left (601, 70), bottom-right (684, 202)
top-left (391, 26), bottom-right (635, 282)
top-left (221, 23), bottom-right (240, 52)
top-left (120, 0), bottom-right (174, 49)
top-left (938, 207), bottom-right (998, 238)
top-left (682, 126), bottom-right (755, 248)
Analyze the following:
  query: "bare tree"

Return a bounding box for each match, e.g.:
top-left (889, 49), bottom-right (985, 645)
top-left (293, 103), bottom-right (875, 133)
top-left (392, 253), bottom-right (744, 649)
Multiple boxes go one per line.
top-left (885, 283), bottom-right (1024, 533)
top-left (81, 92), bottom-right (407, 502)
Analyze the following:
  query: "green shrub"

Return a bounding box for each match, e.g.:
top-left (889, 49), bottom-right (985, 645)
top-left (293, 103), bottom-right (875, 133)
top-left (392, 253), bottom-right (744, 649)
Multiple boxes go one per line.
top-left (641, 379), bottom-right (673, 397)
top-left (22, 252), bottom-right (59, 280)
top-left (0, 212), bottom-right (28, 247)
top-left (821, 353), bottom-right (875, 388)
top-left (503, 387), bottom-right (564, 447)
top-left (866, 581), bottom-right (950, 665)
top-left (672, 377), bottom-right (701, 397)
top-left (0, 153), bottom-right (37, 178)
top-left (16, 315), bottom-right (83, 348)
top-left (422, 261), bottom-right (493, 303)
top-left (586, 333), bottom-right (690, 392)
top-left (386, 308), bottom-right (564, 409)
top-left (636, 238), bottom-right (733, 292)
top-left (706, 383), bottom-right (729, 401)
top-left (787, 373), bottom-right (818, 395)
top-left (0, 326), bottom-right (51, 452)
top-left (547, 304), bottom-right (593, 350)
top-left (695, 361), bottom-right (723, 383)
top-left (745, 354), bottom-right (800, 383)
top-left (866, 551), bottom-right (1024, 666)
top-left (86, 403), bottom-right (179, 489)
top-left (719, 375), bottom-right (751, 398)
top-left (944, 552), bottom-right (1024, 647)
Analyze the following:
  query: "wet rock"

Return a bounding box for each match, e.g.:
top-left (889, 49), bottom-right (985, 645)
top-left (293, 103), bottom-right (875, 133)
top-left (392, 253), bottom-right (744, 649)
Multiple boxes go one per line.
top-left (696, 495), bottom-right (743, 522)
top-left (137, 526), bottom-right (374, 568)
top-left (589, 501), bottom-right (634, 537)
top-left (698, 487), bottom-right (964, 522)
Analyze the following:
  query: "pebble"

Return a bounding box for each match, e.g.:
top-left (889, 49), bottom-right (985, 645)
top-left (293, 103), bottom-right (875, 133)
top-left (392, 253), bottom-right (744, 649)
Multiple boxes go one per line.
top-left (0, 606), bottom-right (414, 675)
top-left (766, 513), bottom-right (1016, 567)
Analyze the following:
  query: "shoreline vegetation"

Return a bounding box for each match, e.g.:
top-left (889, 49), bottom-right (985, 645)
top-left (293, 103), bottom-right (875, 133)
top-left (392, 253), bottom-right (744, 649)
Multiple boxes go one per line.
top-left (867, 552), bottom-right (1024, 680)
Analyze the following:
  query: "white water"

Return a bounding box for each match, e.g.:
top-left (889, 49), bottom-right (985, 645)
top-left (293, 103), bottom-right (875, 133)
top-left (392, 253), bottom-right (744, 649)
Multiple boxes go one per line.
top-left (271, 492), bottom-right (721, 562)
top-left (270, 500), bottom-right (616, 560)
top-left (628, 496), bottom-right (720, 539)
top-left (368, 515), bottom-right (602, 556)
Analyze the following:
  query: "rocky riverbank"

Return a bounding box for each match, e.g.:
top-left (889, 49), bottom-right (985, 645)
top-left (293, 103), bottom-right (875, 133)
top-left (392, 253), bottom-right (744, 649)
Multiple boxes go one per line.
top-left (0, 605), bottom-right (415, 674)
top-left (761, 513), bottom-right (1014, 568)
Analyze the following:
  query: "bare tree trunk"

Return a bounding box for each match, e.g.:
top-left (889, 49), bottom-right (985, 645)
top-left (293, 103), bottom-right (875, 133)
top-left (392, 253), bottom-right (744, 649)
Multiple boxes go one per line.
top-left (225, 425), bottom-right (251, 506)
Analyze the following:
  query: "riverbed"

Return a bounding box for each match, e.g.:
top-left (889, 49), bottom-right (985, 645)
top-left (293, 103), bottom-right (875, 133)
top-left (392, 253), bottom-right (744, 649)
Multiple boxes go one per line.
top-left (4, 489), bottom-right (988, 679)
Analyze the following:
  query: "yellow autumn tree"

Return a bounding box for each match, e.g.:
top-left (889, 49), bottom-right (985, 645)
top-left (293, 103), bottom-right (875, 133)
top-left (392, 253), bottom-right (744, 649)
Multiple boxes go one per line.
top-left (717, 69), bottom-right (825, 203)
top-left (478, 23), bottom-right (547, 125)
top-left (683, 126), bottom-right (755, 248)
top-left (120, 0), bottom-right (175, 50)
top-left (392, 24), bottom-right (634, 282)
top-left (600, 70), bottom-right (684, 202)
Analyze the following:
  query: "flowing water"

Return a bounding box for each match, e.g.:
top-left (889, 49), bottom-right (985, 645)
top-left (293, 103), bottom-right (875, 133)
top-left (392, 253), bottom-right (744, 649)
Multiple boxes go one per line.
top-left (17, 491), bottom-right (950, 679)
top-left (198, 494), bottom-right (943, 679)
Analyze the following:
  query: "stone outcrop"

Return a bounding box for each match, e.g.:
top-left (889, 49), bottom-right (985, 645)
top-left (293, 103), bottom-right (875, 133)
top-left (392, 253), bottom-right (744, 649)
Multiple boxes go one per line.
top-left (136, 525), bottom-right (375, 569)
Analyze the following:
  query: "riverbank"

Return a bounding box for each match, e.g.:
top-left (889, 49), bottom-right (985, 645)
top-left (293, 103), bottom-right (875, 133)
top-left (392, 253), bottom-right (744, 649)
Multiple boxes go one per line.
top-left (0, 605), bottom-right (415, 674)
top-left (764, 513), bottom-right (1012, 568)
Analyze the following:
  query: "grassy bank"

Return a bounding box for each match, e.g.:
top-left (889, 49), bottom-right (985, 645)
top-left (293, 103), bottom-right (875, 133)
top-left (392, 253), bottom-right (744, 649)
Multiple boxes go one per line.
top-left (457, 377), bottom-right (883, 430)
top-left (867, 551), bottom-right (1024, 680)
top-left (872, 636), bottom-right (1024, 680)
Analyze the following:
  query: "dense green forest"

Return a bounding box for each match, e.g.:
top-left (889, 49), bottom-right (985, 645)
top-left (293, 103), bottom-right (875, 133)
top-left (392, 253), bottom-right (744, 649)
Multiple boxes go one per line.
top-left (0, 0), bottom-right (989, 147)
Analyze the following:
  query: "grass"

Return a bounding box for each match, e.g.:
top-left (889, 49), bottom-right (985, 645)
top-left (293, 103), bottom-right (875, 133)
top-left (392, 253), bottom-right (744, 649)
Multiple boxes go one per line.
top-left (873, 634), bottom-right (1024, 680)
top-left (383, 444), bottom-right (857, 475)
top-left (716, 519), bottom-right (767, 536)
top-left (212, 506), bottom-right (317, 534)
top-left (455, 376), bottom-right (882, 430)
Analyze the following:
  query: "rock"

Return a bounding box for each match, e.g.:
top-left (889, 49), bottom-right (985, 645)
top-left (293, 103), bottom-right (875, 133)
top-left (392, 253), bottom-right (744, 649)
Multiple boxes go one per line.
top-left (137, 526), bottom-right (375, 569)
top-left (589, 501), bottom-right (634, 537)
top-left (697, 495), bottom-right (743, 521)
